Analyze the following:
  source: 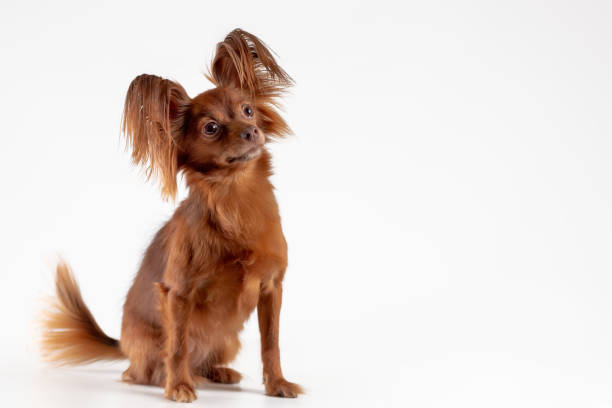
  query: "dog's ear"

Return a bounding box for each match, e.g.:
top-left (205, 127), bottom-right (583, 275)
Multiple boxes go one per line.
top-left (207, 29), bottom-right (294, 99)
top-left (122, 74), bottom-right (190, 200)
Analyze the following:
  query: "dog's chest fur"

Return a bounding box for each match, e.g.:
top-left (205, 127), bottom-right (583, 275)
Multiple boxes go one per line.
top-left (184, 168), bottom-right (287, 335)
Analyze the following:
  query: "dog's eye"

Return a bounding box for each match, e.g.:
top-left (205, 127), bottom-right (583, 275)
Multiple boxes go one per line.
top-left (202, 121), bottom-right (220, 137)
top-left (243, 104), bottom-right (253, 118)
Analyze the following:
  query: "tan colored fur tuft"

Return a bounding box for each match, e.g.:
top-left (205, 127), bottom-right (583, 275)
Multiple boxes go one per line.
top-left (40, 262), bottom-right (124, 365)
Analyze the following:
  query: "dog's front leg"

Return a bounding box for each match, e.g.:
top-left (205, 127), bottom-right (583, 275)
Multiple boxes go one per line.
top-left (157, 281), bottom-right (196, 403)
top-left (257, 276), bottom-right (303, 398)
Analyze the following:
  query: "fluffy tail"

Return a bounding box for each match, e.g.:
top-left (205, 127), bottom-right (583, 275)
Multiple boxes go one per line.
top-left (40, 261), bottom-right (125, 365)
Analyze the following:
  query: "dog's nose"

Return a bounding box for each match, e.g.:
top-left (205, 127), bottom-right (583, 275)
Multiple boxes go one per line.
top-left (240, 125), bottom-right (260, 142)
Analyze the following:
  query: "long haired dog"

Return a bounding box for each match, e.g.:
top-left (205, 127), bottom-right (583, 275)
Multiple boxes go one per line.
top-left (41, 29), bottom-right (302, 402)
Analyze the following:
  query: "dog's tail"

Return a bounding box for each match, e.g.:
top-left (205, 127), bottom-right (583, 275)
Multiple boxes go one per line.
top-left (40, 261), bottom-right (125, 365)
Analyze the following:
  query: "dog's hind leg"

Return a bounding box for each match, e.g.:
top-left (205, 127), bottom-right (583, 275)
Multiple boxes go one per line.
top-left (195, 333), bottom-right (242, 384)
top-left (119, 313), bottom-right (165, 387)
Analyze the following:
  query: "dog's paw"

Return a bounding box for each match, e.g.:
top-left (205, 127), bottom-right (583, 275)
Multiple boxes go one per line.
top-left (207, 367), bottom-right (243, 384)
top-left (265, 377), bottom-right (303, 398)
top-left (121, 369), bottom-right (135, 383)
top-left (165, 383), bottom-right (197, 403)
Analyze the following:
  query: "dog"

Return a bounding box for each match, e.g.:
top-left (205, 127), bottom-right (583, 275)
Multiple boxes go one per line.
top-left (41, 28), bottom-right (302, 402)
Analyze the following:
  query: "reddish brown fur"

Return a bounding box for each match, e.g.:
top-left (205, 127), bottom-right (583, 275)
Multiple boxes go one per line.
top-left (40, 29), bottom-right (302, 402)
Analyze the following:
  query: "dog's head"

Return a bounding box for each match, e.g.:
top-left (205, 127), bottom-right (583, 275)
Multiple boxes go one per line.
top-left (122, 29), bottom-right (293, 199)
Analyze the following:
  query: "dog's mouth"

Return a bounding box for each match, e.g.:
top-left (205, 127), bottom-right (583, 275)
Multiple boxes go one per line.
top-left (226, 146), bottom-right (262, 164)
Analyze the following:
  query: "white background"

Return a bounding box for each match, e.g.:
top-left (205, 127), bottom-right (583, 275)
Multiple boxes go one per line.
top-left (0, 1), bottom-right (610, 407)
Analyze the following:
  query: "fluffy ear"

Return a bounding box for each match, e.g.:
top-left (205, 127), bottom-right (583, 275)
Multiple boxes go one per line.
top-left (254, 101), bottom-right (292, 140)
top-left (122, 74), bottom-right (190, 200)
top-left (207, 29), bottom-right (294, 99)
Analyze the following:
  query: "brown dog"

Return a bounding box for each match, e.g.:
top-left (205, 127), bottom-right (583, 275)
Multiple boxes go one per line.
top-left (41, 29), bottom-right (302, 402)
